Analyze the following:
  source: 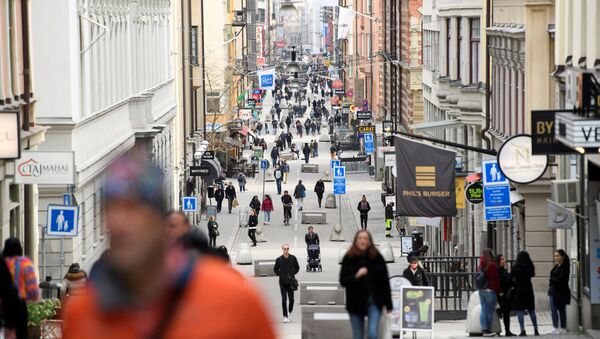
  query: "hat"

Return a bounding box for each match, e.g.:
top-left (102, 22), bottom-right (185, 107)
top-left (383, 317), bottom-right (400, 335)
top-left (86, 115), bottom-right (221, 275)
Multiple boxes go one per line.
top-left (407, 255), bottom-right (418, 263)
top-left (103, 155), bottom-right (165, 213)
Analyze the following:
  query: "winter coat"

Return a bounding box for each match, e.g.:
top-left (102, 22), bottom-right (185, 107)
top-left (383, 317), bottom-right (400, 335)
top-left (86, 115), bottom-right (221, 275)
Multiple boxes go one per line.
top-left (480, 257), bottom-right (502, 293)
top-left (303, 145), bottom-right (311, 156)
top-left (548, 262), bottom-right (571, 306)
top-left (339, 252), bottom-right (393, 316)
top-left (271, 148), bottom-right (279, 159)
top-left (357, 201), bottom-right (371, 216)
top-left (498, 266), bottom-right (512, 293)
top-left (402, 266), bottom-right (429, 286)
top-left (249, 199), bottom-right (261, 212)
top-left (274, 169), bottom-right (283, 180)
top-left (237, 173), bottom-right (247, 184)
top-left (225, 186), bottom-right (236, 200)
top-left (214, 189), bottom-right (225, 202)
top-left (281, 194), bottom-right (293, 205)
top-left (509, 262), bottom-right (536, 311)
top-left (261, 199), bottom-right (274, 212)
top-left (293, 184), bottom-right (306, 199)
top-left (385, 204), bottom-right (394, 219)
top-left (314, 181), bottom-right (325, 196)
top-left (207, 220), bottom-right (219, 237)
top-left (248, 215), bottom-right (258, 229)
top-left (305, 233), bottom-right (320, 246)
top-left (274, 255), bottom-right (299, 285)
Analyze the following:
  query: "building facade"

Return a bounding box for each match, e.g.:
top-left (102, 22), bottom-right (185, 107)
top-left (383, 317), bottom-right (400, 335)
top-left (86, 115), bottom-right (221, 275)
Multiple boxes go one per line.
top-left (31, 0), bottom-right (178, 278)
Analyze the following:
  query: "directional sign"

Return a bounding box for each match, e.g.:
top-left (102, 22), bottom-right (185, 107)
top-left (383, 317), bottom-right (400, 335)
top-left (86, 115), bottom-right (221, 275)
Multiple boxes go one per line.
top-left (47, 205), bottom-right (79, 237)
top-left (333, 166), bottom-right (346, 179)
top-left (260, 159), bottom-right (269, 170)
top-left (364, 133), bottom-right (374, 154)
top-left (485, 206), bottom-right (512, 221)
top-left (333, 178), bottom-right (346, 195)
top-left (182, 197), bottom-right (198, 212)
top-left (482, 159), bottom-right (508, 186)
top-left (330, 159), bottom-right (340, 168)
top-left (63, 193), bottom-right (72, 206)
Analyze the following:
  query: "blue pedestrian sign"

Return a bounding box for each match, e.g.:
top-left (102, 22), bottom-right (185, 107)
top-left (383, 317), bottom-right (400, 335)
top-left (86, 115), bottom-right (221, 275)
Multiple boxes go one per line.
top-left (260, 159), bottom-right (269, 170)
top-left (363, 133), bottom-right (373, 143)
top-left (63, 193), bottom-right (71, 206)
top-left (483, 186), bottom-right (511, 207)
top-left (330, 159), bottom-right (340, 168)
top-left (47, 205), bottom-right (79, 237)
top-left (333, 166), bottom-right (346, 179)
top-left (182, 197), bottom-right (198, 212)
top-left (333, 178), bottom-right (346, 195)
top-left (482, 160), bottom-right (508, 186)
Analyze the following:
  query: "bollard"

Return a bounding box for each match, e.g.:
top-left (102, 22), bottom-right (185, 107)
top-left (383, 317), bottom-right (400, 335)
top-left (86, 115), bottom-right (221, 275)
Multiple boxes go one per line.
top-left (323, 169), bottom-right (331, 182)
top-left (236, 242), bottom-right (253, 265)
top-left (379, 241), bottom-right (395, 263)
top-left (255, 224), bottom-right (267, 242)
top-left (325, 193), bottom-right (336, 208)
top-left (337, 243), bottom-right (349, 264)
top-left (265, 170), bottom-right (275, 182)
top-left (330, 224), bottom-right (344, 242)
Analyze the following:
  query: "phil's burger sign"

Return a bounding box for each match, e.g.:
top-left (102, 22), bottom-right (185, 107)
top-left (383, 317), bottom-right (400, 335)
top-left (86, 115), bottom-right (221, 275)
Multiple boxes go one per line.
top-left (15, 151), bottom-right (75, 185)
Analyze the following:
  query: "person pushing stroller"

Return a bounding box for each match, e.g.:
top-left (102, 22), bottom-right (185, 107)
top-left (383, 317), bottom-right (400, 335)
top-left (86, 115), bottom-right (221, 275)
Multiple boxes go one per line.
top-left (305, 226), bottom-right (322, 272)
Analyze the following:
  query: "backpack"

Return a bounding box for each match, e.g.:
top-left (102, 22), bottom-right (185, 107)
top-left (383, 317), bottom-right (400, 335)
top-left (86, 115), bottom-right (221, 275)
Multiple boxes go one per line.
top-left (475, 269), bottom-right (489, 290)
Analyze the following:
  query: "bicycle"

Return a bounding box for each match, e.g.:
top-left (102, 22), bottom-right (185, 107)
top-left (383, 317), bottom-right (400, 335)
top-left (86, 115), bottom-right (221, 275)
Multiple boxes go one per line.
top-left (395, 216), bottom-right (408, 236)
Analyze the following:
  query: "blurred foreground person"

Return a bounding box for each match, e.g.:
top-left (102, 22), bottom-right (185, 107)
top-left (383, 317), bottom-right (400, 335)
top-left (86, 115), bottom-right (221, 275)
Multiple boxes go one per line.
top-left (63, 155), bottom-right (275, 339)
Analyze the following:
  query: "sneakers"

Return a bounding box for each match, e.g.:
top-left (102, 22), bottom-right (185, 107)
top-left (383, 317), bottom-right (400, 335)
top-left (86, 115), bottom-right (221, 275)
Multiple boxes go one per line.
top-left (550, 328), bottom-right (560, 334)
top-left (288, 312), bottom-right (293, 321)
top-left (559, 328), bottom-right (567, 334)
top-left (282, 317), bottom-right (290, 323)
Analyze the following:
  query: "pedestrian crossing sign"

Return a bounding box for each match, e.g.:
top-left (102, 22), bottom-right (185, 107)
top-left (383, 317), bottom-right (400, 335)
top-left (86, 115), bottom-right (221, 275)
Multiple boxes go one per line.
top-left (333, 166), bottom-right (346, 178)
top-left (47, 205), bottom-right (79, 237)
top-left (183, 197), bottom-right (198, 212)
top-left (330, 159), bottom-right (340, 168)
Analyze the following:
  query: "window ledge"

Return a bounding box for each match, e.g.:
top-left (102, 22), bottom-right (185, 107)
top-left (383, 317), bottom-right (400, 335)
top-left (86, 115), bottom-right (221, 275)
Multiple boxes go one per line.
top-left (459, 85), bottom-right (481, 92)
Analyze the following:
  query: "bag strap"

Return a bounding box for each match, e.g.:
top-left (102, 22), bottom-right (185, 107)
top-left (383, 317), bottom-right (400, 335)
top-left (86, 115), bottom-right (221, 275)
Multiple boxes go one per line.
top-left (147, 255), bottom-right (196, 339)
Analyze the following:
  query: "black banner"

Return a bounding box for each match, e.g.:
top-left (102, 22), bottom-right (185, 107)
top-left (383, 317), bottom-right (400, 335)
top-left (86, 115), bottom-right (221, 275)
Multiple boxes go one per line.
top-left (395, 136), bottom-right (457, 217)
top-left (356, 111), bottom-right (372, 120)
top-left (531, 110), bottom-right (574, 154)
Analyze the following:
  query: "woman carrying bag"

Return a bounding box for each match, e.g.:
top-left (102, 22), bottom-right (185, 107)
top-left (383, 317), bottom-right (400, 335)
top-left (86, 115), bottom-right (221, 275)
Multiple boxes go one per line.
top-left (548, 249), bottom-right (570, 334)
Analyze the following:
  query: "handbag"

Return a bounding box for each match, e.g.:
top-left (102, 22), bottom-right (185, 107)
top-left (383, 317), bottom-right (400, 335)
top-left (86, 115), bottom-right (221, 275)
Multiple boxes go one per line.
top-left (378, 306), bottom-right (392, 339)
top-left (232, 199), bottom-right (239, 208)
top-left (290, 276), bottom-right (299, 291)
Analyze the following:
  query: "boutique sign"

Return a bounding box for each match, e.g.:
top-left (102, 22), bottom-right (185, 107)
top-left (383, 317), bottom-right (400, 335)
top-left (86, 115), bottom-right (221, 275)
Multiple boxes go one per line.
top-left (15, 151), bottom-right (75, 185)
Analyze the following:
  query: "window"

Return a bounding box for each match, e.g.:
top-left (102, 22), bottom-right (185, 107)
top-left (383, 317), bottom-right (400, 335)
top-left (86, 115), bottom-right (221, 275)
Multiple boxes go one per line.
top-left (446, 19), bottom-right (451, 76)
top-left (257, 9), bottom-right (266, 23)
top-left (470, 18), bottom-right (480, 84)
top-left (433, 31), bottom-right (439, 72)
top-left (206, 92), bottom-right (221, 113)
top-left (457, 18), bottom-right (462, 80)
top-left (191, 26), bottom-right (198, 66)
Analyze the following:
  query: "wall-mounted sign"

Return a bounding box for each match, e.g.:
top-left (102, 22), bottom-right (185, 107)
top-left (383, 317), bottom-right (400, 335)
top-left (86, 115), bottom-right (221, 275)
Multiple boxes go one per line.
top-left (531, 110), bottom-right (574, 154)
top-left (0, 111), bottom-right (20, 159)
top-left (358, 125), bottom-right (375, 134)
top-left (189, 166), bottom-right (211, 177)
top-left (455, 177), bottom-right (465, 209)
top-left (465, 182), bottom-right (483, 204)
top-left (246, 99), bottom-right (256, 108)
top-left (548, 199), bottom-right (574, 229)
top-left (201, 151), bottom-right (215, 160)
top-left (498, 134), bottom-right (548, 184)
top-left (555, 111), bottom-right (600, 148)
top-left (356, 111), bottom-right (372, 120)
top-left (15, 151), bottom-right (75, 185)
top-left (482, 159), bottom-right (512, 221)
top-left (239, 109), bottom-right (252, 119)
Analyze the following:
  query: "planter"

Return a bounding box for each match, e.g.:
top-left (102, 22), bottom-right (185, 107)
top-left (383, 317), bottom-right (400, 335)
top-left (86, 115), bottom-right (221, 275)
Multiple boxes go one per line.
top-left (27, 325), bottom-right (40, 339)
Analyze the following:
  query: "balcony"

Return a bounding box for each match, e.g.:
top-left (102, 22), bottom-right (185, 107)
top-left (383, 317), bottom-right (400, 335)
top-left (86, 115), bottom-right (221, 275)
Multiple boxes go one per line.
top-left (232, 10), bottom-right (247, 27)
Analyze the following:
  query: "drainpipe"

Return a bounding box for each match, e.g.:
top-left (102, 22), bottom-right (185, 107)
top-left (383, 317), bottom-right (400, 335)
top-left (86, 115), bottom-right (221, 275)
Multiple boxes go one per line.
top-left (181, 0), bottom-right (188, 170)
top-left (481, 0), bottom-right (492, 149)
top-left (200, 0), bottom-right (207, 138)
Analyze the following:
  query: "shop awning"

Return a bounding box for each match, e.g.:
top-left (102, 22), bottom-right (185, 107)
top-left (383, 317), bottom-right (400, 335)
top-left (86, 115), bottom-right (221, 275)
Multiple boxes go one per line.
top-left (466, 173), bottom-right (482, 183)
top-left (201, 158), bottom-right (222, 183)
top-left (411, 119), bottom-right (462, 132)
top-left (510, 190), bottom-right (525, 204)
top-left (239, 126), bottom-right (249, 136)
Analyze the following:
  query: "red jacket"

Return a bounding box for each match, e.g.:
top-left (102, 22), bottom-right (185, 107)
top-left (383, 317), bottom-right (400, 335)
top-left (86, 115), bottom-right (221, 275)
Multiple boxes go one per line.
top-left (480, 257), bottom-right (501, 293)
top-left (261, 199), bottom-right (274, 212)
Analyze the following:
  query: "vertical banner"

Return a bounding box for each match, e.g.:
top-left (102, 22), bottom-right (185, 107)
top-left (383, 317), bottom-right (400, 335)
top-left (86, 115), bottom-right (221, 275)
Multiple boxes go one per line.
top-left (256, 25), bottom-right (265, 66)
top-left (257, 68), bottom-right (276, 90)
top-left (455, 177), bottom-right (466, 209)
top-left (337, 7), bottom-right (354, 40)
top-left (395, 136), bottom-right (457, 217)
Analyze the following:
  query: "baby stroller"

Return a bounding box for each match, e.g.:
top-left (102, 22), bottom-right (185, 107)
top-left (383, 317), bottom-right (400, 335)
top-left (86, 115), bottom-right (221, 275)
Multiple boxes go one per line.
top-left (306, 244), bottom-right (322, 272)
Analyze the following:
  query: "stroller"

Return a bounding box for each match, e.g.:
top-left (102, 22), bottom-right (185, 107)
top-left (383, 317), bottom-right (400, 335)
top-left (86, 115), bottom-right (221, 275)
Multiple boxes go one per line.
top-left (306, 244), bottom-right (322, 272)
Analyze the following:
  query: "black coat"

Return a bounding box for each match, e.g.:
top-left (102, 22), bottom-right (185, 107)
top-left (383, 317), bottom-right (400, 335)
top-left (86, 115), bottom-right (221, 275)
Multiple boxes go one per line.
top-left (357, 201), bottom-right (371, 215)
top-left (274, 255), bottom-right (299, 284)
top-left (249, 199), bottom-right (261, 212)
top-left (548, 262), bottom-right (571, 306)
top-left (339, 252), bottom-right (393, 316)
top-left (385, 204), bottom-right (394, 219)
top-left (305, 232), bottom-right (320, 246)
top-left (225, 186), bottom-right (236, 199)
top-left (498, 267), bottom-right (511, 293)
top-left (248, 215), bottom-right (258, 229)
top-left (402, 266), bottom-right (429, 286)
top-left (314, 181), bottom-right (325, 196)
top-left (214, 189), bottom-right (225, 202)
top-left (509, 262), bottom-right (536, 311)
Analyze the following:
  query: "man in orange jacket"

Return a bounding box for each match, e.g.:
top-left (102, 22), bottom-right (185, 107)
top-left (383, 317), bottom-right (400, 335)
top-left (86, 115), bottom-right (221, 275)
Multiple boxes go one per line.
top-left (62, 154), bottom-right (275, 339)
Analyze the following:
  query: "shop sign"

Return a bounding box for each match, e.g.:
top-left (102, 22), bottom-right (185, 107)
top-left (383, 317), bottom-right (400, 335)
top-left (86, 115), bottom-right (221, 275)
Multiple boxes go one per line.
top-left (465, 182), bottom-right (483, 204)
top-left (358, 125), bottom-right (375, 134)
top-left (555, 112), bottom-right (600, 148)
top-left (356, 111), bottom-right (372, 120)
top-left (497, 135), bottom-right (548, 184)
top-left (15, 151), bottom-right (75, 185)
top-left (239, 109), bottom-right (252, 119)
top-left (0, 111), bottom-right (20, 159)
top-left (246, 99), bottom-right (256, 108)
top-left (455, 177), bottom-right (465, 209)
top-left (548, 199), bottom-right (574, 229)
top-left (531, 110), bottom-right (574, 154)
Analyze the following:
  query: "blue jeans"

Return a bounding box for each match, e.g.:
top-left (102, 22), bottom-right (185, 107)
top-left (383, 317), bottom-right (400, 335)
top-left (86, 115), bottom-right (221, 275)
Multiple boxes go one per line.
top-left (349, 303), bottom-right (381, 339)
top-left (276, 179), bottom-right (282, 194)
top-left (479, 290), bottom-right (497, 332)
top-left (264, 211), bottom-right (271, 223)
top-left (549, 296), bottom-right (567, 329)
top-left (516, 309), bottom-right (538, 332)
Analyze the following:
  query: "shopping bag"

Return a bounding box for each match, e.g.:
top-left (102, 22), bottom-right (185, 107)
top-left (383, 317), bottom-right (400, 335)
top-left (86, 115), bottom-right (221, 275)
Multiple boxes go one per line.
top-left (232, 199), bottom-right (239, 208)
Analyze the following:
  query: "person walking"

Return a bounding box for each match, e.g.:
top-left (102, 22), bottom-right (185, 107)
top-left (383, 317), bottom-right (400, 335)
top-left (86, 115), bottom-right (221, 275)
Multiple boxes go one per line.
top-left (497, 254), bottom-right (515, 336)
top-left (262, 195), bottom-right (274, 225)
top-left (330, 143), bottom-right (337, 159)
top-left (248, 209), bottom-right (258, 247)
top-left (281, 191), bottom-right (293, 226)
top-left (314, 179), bottom-right (325, 208)
top-left (271, 146), bottom-right (279, 168)
top-left (340, 230), bottom-right (393, 339)
top-left (312, 139), bottom-right (319, 157)
top-left (548, 249), bottom-right (570, 334)
top-left (357, 195), bottom-right (371, 230)
top-left (274, 166), bottom-right (284, 195)
top-left (305, 226), bottom-right (320, 247)
top-left (509, 251), bottom-right (539, 336)
top-left (60, 263), bottom-right (87, 302)
top-left (403, 255), bottom-right (429, 286)
top-left (293, 180), bottom-right (307, 211)
top-left (281, 161), bottom-right (290, 184)
top-left (273, 243), bottom-right (300, 323)
top-left (215, 186), bottom-right (225, 213)
top-left (225, 182), bottom-right (237, 213)
top-left (478, 248), bottom-right (501, 336)
top-left (207, 216), bottom-right (219, 247)
top-left (237, 171), bottom-right (247, 192)
top-left (249, 195), bottom-right (261, 216)
top-left (303, 143), bottom-right (311, 164)
top-left (385, 202), bottom-right (394, 238)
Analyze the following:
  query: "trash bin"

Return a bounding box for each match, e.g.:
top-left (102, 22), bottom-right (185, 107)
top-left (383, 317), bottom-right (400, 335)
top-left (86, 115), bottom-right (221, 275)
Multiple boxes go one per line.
top-left (411, 231), bottom-right (423, 251)
top-left (207, 185), bottom-right (215, 198)
top-left (368, 166), bottom-right (375, 176)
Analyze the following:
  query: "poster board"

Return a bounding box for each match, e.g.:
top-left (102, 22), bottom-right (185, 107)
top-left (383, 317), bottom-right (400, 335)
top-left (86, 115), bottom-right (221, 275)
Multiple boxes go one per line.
top-left (389, 276), bottom-right (412, 334)
top-left (400, 286), bottom-right (434, 337)
top-left (401, 236), bottom-right (413, 254)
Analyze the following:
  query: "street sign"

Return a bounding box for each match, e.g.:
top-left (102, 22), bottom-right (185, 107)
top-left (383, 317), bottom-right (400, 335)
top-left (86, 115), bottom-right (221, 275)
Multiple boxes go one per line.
top-left (182, 197), bottom-right (198, 212)
top-left (364, 133), bottom-right (374, 154)
top-left (330, 159), bottom-right (340, 168)
top-left (189, 166), bottom-right (211, 176)
top-left (333, 166), bottom-right (346, 179)
top-left (333, 178), bottom-right (346, 195)
top-left (482, 159), bottom-right (512, 221)
top-left (482, 159), bottom-right (508, 186)
top-left (485, 206), bottom-right (513, 221)
top-left (260, 159), bottom-right (269, 170)
top-left (63, 193), bottom-right (71, 206)
top-left (358, 125), bottom-right (375, 134)
top-left (483, 186), bottom-right (511, 207)
top-left (356, 111), bottom-right (372, 120)
top-left (47, 205), bottom-right (79, 237)
top-left (201, 151), bottom-right (215, 160)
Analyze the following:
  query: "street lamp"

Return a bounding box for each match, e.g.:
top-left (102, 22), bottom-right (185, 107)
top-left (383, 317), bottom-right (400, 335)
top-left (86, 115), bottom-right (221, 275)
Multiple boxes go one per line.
top-left (285, 62), bottom-right (301, 74)
top-left (279, 1), bottom-right (297, 17)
